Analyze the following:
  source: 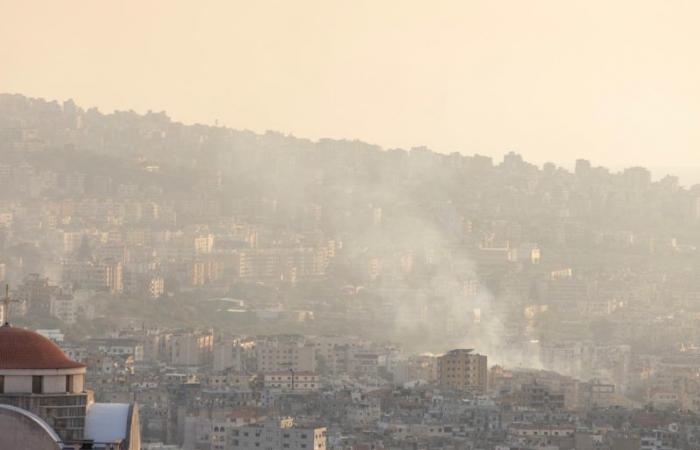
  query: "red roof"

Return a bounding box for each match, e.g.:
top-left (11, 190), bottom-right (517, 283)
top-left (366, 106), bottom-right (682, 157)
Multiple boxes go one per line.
top-left (0, 325), bottom-right (85, 370)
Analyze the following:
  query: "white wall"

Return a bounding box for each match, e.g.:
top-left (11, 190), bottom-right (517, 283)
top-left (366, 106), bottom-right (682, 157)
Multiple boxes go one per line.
top-left (4, 375), bottom-right (32, 393)
top-left (43, 375), bottom-right (65, 394)
top-left (72, 374), bottom-right (85, 393)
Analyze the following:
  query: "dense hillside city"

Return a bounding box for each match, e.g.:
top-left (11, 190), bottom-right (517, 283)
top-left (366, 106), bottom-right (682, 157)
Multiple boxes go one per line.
top-left (4, 93), bottom-right (700, 449)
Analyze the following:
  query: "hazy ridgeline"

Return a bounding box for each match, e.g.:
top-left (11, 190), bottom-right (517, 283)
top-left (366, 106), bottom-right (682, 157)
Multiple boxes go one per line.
top-left (2, 94), bottom-right (699, 371)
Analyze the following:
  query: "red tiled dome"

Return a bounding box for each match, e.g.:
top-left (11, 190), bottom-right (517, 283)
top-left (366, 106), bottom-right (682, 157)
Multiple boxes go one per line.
top-left (0, 325), bottom-right (85, 370)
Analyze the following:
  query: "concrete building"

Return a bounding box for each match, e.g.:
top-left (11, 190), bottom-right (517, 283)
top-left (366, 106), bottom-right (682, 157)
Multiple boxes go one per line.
top-left (229, 417), bottom-right (326, 450)
top-left (255, 338), bottom-right (316, 373)
top-left (263, 371), bottom-right (319, 392)
top-left (237, 248), bottom-right (327, 281)
top-left (519, 382), bottom-right (565, 410)
top-left (62, 259), bottom-right (124, 294)
top-left (0, 324), bottom-right (141, 449)
top-left (14, 273), bottom-right (56, 317)
top-left (437, 349), bottom-right (488, 394)
top-left (213, 339), bottom-right (243, 372)
top-left (0, 325), bottom-right (88, 441)
top-left (49, 291), bottom-right (77, 324)
top-left (90, 338), bottom-right (145, 362)
top-left (192, 259), bottom-right (219, 286)
top-left (166, 330), bottom-right (214, 366)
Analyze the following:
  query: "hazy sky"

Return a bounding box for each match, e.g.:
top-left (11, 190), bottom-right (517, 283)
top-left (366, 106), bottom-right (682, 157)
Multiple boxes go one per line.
top-left (2, 0), bottom-right (700, 173)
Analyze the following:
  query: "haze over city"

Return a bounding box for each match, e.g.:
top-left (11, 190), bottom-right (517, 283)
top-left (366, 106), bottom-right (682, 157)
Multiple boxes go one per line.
top-left (3, 2), bottom-right (700, 450)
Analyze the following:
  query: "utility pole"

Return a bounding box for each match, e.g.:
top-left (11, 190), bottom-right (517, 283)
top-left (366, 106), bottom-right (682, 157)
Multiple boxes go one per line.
top-left (280, 361), bottom-right (296, 392)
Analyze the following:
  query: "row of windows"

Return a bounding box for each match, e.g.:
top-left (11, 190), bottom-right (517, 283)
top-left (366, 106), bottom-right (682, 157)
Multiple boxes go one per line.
top-left (232, 442), bottom-right (310, 449)
top-left (517, 430), bottom-right (573, 436)
top-left (231, 431), bottom-right (313, 440)
top-left (0, 375), bottom-right (75, 394)
top-left (266, 376), bottom-right (316, 381)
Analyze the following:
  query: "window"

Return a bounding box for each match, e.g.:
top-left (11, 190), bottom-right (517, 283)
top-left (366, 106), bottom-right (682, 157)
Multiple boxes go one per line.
top-left (0, 375), bottom-right (3, 393)
top-left (32, 376), bottom-right (43, 394)
top-left (66, 375), bottom-right (74, 393)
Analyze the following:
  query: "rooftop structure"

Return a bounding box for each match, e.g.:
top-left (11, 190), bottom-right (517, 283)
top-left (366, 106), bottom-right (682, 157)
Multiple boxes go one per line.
top-left (0, 322), bottom-right (140, 449)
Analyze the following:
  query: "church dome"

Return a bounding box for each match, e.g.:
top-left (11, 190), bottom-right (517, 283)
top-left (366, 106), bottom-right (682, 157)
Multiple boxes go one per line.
top-left (0, 325), bottom-right (85, 370)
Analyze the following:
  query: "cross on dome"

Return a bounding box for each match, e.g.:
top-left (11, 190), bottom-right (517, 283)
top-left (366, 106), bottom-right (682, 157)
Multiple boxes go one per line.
top-left (2, 285), bottom-right (19, 326)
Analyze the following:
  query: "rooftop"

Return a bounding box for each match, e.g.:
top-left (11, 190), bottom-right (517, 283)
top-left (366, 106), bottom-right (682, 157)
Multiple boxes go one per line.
top-left (0, 325), bottom-right (86, 370)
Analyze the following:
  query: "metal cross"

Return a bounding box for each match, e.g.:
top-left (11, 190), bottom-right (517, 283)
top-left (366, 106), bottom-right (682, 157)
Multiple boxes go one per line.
top-left (2, 285), bottom-right (19, 326)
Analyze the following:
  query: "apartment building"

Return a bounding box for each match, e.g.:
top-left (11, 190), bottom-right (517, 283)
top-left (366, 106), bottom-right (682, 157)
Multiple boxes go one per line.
top-left (263, 371), bottom-right (319, 392)
top-left (437, 349), bottom-right (488, 394)
top-left (229, 417), bottom-right (326, 450)
top-left (255, 338), bottom-right (316, 373)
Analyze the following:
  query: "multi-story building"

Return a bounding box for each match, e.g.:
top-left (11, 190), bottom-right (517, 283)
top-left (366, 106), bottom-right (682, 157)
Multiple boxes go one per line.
top-left (194, 234), bottom-right (215, 255)
top-left (89, 338), bottom-right (145, 362)
top-left (237, 248), bottom-right (327, 281)
top-left (166, 331), bottom-right (214, 366)
top-left (213, 339), bottom-right (243, 372)
top-left (437, 349), bottom-right (488, 394)
top-left (346, 394), bottom-right (381, 427)
top-left (255, 338), bottom-right (316, 373)
top-left (192, 259), bottom-right (219, 286)
top-left (229, 417), bottom-right (326, 450)
top-left (263, 371), bottom-right (319, 392)
top-left (14, 273), bottom-right (57, 317)
top-left (124, 271), bottom-right (165, 299)
top-left (519, 382), bottom-right (566, 410)
top-left (348, 351), bottom-right (379, 377)
top-left (62, 259), bottom-right (124, 294)
top-left (49, 292), bottom-right (77, 324)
